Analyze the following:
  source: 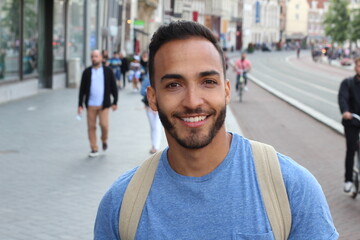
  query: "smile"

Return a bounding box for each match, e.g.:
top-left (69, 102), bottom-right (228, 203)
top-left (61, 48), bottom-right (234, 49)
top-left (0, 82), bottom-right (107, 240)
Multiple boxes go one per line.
top-left (181, 115), bottom-right (207, 123)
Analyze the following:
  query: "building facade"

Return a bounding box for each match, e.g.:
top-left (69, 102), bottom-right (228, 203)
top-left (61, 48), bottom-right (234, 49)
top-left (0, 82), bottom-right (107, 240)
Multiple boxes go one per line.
top-left (307, 0), bottom-right (329, 43)
top-left (242, 0), bottom-right (280, 49)
top-left (0, 0), bottom-right (130, 104)
top-left (284, 0), bottom-right (309, 42)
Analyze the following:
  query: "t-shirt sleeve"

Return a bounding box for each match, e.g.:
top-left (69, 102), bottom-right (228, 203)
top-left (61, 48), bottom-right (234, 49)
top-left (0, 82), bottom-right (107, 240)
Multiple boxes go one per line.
top-left (94, 168), bottom-right (138, 240)
top-left (278, 153), bottom-right (339, 240)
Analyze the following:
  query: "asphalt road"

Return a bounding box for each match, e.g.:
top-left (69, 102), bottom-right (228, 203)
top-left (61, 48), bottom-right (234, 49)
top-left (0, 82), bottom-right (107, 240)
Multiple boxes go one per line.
top-left (244, 50), bottom-right (354, 133)
top-left (228, 50), bottom-right (359, 239)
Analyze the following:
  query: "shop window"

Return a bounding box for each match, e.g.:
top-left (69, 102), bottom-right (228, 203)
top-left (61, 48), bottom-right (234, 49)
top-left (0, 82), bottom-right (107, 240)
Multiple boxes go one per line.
top-left (23, 0), bottom-right (39, 77)
top-left (0, 0), bottom-right (20, 81)
top-left (53, 0), bottom-right (66, 73)
top-left (68, 0), bottom-right (84, 65)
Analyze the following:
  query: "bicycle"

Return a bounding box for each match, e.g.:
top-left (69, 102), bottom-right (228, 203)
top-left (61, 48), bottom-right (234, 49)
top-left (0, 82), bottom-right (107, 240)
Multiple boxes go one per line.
top-left (236, 72), bottom-right (245, 102)
top-left (350, 113), bottom-right (360, 199)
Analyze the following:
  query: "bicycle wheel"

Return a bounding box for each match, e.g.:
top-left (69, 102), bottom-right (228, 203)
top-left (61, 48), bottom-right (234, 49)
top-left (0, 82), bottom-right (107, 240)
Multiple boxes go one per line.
top-left (351, 151), bottom-right (360, 198)
top-left (351, 171), bottom-right (359, 199)
top-left (239, 84), bottom-right (243, 102)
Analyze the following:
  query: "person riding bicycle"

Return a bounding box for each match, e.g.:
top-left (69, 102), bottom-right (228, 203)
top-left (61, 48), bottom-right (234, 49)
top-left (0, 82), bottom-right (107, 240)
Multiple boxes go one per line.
top-left (338, 57), bottom-right (360, 193)
top-left (234, 53), bottom-right (252, 91)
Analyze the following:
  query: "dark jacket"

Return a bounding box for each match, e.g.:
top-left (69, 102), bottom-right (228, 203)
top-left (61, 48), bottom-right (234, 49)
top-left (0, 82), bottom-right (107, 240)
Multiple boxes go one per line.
top-left (78, 66), bottom-right (118, 109)
top-left (338, 75), bottom-right (360, 126)
top-left (120, 57), bottom-right (129, 74)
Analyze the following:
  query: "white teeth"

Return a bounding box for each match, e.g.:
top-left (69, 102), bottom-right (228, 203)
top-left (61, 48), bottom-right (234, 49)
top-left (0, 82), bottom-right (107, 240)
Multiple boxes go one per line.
top-left (182, 116), bottom-right (206, 123)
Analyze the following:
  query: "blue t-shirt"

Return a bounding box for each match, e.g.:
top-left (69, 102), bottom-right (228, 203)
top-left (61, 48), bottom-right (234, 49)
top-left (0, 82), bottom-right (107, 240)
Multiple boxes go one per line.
top-left (94, 133), bottom-right (338, 240)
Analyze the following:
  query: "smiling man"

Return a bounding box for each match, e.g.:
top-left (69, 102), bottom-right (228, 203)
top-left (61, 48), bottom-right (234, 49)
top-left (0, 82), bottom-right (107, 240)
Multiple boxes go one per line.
top-left (94, 21), bottom-right (338, 240)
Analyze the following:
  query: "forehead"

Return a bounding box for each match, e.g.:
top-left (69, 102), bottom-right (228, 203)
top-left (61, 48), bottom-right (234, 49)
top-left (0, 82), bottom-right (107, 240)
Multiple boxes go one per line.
top-left (153, 37), bottom-right (223, 75)
top-left (92, 51), bottom-right (101, 57)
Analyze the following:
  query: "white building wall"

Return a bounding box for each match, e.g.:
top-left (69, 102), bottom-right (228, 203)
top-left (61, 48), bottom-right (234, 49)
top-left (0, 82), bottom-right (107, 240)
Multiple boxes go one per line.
top-left (243, 0), bottom-right (280, 49)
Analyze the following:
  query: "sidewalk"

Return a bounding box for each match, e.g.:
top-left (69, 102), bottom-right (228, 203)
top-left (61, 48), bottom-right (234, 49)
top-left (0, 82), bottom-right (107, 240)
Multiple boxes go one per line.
top-left (0, 84), bottom-right (241, 239)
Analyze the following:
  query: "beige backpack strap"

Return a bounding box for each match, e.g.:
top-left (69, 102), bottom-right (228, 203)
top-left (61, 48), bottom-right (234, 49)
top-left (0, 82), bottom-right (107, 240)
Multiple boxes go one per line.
top-left (119, 151), bottom-right (163, 240)
top-left (250, 140), bottom-right (292, 240)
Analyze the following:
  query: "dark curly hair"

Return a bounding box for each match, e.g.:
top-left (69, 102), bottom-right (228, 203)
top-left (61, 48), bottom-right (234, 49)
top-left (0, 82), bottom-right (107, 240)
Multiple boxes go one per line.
top-left (148, 20), bottom-right (226, 87)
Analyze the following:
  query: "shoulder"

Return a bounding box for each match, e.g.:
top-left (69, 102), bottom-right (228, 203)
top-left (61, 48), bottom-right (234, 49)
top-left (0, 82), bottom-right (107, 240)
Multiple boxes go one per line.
top-left (94, 167), bottom-right (138, 238)
top-left (84, 67), bottom-right (92, 73)
top-left (103, 66), bottom-right (112, 72)
top-left (277, 154), bottom-right (338, 239)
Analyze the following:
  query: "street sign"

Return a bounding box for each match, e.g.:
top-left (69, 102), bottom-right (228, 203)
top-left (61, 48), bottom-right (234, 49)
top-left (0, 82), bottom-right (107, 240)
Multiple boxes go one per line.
top-left (134, 20), bottom-right (145, 29)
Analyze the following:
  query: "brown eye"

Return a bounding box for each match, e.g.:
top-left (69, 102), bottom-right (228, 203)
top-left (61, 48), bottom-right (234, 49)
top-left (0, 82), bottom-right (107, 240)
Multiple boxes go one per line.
top-left (166, 82), bottom-right (181, 88)
top-left (204, 79), bottom-right (217, 86)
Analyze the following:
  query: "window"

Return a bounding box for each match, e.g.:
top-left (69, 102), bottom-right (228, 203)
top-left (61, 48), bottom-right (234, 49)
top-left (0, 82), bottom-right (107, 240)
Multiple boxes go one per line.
top-left (0, 0), bottom-right (20, 81)
top-left (89, 0), bottom-right (98, 51)
top-left (53, 0), bottom-right (66, 72)
top-left (68, 0), bottom-right (85, 64)
top-left (23, 0), bottom-right (39, 77)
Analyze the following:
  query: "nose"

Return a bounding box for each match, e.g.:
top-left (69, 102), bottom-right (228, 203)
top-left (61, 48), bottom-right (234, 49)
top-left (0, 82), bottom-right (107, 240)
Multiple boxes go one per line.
top-left (182, 85), bottom-right (205, 109)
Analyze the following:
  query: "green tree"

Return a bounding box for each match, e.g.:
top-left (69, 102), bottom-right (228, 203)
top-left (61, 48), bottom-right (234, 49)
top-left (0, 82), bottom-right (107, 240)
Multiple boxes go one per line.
top-left (0, 0), bottom-right (38, 40)
top-left (349, 9), bottom-right (360, 47)
top-left (323, 0), bottom-right (350, 45)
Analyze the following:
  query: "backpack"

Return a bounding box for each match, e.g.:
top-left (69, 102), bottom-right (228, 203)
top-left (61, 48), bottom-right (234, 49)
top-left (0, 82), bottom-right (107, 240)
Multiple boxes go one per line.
top-left (119, 140), bottom-right (292, 240)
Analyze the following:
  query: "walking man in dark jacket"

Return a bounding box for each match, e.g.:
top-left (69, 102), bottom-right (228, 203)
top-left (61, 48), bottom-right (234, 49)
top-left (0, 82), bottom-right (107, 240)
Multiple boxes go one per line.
top-left (78, 50), bottom-right (118, 157)
top-left (338, 57), bottom-right (360, 192)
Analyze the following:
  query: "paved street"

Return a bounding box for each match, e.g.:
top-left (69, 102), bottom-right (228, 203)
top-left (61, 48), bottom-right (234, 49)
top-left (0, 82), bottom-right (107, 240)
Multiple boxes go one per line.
top-left (228, 50), bottom-right (359, 239)
top-left (0, 84), bottom-right (240, 239)
top-left (245, 50), bottom-right (354, 134)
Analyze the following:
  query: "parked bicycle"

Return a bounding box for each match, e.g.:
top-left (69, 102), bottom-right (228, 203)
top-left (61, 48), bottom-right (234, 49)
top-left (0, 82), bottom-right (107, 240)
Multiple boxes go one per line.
top-left (350, 113), bottom-right (360, 199)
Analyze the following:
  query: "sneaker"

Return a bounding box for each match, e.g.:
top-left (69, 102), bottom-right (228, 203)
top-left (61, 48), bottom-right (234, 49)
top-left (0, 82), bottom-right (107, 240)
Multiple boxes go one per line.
top-left (244, 86), bottom-right (249, 92)
top-left (344, 181), bottom-right (353, 193)
top-left (102, 142), bottom-right (108, 151)
top-left (89, 150), bottom-right (99, 158)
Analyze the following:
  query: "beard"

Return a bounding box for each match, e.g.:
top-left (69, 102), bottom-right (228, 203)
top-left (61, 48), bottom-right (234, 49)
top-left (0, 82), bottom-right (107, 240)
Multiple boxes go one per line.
top-left (157, 103), bottom-right (227, 149)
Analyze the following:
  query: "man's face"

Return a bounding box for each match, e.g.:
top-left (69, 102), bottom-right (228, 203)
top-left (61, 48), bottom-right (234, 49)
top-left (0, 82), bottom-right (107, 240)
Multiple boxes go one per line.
top-left (355, 61), bottom-right (360, 76)
top-left (148, 37), bottom-right (230, 149)
top-left (241, 54), bottom-right (246, 60)
top-left (91, 51), bottom-right (102, 66)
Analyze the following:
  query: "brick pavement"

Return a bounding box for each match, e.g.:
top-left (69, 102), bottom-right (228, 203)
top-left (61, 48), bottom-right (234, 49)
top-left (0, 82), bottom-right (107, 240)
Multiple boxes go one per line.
top-left (227, 53), bottom-right (359, 239)
top-left (0, 84), bottom-right (240, 239)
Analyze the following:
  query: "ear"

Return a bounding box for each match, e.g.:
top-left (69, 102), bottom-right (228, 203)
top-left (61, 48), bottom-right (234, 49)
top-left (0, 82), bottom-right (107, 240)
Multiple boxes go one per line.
top-left (147, 86), bottom-right (158, 111)
top-left (225, 79), bottom-right (231, 105)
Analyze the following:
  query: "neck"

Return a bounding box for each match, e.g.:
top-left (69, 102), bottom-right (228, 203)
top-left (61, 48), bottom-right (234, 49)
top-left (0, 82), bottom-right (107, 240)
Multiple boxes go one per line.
top-left (93, 63), bottom-right (101, 69)
top-left (166, 128), bottom-right (232, 177)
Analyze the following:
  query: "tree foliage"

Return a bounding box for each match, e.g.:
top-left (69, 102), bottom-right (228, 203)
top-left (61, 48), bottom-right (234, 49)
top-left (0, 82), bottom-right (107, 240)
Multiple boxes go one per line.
top-left (0, 0), bottom-right (38, 40)
top-left (323, 0), bottom-right (350, 45)
top-left (349, 9), bottom-right (360, 45)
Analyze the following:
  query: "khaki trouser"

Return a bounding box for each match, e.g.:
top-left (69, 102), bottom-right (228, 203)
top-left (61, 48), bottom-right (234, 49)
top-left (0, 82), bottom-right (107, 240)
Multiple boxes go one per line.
top-left (87, 106), bottom-right (109, 151)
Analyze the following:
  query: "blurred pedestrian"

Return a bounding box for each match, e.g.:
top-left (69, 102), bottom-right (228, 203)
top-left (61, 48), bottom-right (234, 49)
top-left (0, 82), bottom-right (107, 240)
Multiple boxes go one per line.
top-left (120, 51), bottom-right (129, 89)
top-left (338, 58), bottom-right (360, 192)
top-left (140, 51), bottom-right (149, 82)
top-left (101, 49), bottom-right (109, 66)
top-left (108, 51), bottom-right (122, 90)
top-left (128, 55), bottom-right (141, 92)
top-left (140, 74), bottom-right (162, 154)
top-left (78, 50), bottom-right (118, 157)
top-left (296, 41), bottom-right (301, 58)
top-left (0, 48), bottom-right (5, 79)
top-left (94, 20), bottom-right (337, 239)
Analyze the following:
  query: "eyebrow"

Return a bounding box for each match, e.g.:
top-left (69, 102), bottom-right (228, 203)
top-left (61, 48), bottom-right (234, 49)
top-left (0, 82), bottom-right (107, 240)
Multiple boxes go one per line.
top-left (160, 70), bottom-right (220, 82)
top-left (160, 74), bottom-right (183, 82)
top-left (199, 70), bottom-right (220, 78)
